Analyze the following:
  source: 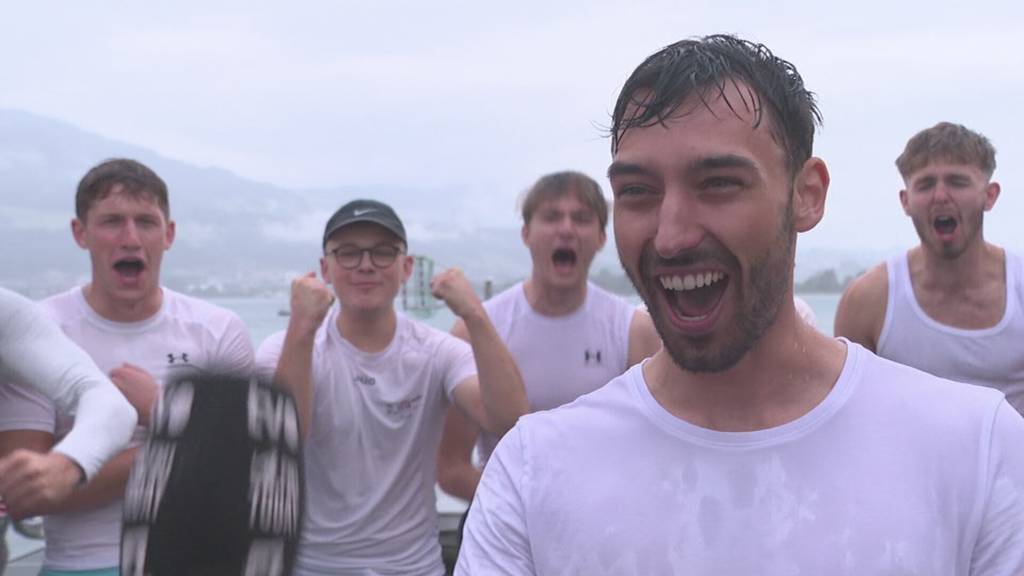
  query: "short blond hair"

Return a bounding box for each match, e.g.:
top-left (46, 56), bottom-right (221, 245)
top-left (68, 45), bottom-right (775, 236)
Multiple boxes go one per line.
top-left (896, 122), bottom-right (996, 179)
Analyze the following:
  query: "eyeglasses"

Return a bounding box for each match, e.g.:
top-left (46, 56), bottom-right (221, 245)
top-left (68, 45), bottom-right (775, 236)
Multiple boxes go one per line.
top-left (327, 244), bottom-right (403, 269)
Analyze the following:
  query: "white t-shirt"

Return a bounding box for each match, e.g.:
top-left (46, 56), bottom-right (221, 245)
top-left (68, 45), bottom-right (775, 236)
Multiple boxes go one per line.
top-left (458, 343), bottom-right (1024, 575)
top-left (0, 286), bottom-right (255, 571)
top-left (476, 281), bottom-right (634, 463)
top-left (0, 287), bottom-right (135, 480)
top-left (255, 307), bottom-right (477, 576)
top-left (879, 251), bottom-right (1024, 414)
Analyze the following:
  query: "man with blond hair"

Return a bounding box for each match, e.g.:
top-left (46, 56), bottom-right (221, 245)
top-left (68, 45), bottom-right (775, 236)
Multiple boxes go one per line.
top-left (836, 122), bottom-right (1024, 414)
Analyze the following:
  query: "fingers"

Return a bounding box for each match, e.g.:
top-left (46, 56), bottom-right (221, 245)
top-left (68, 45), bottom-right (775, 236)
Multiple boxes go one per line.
top-left (0, 451), bottom-right (80, 517)
top-left (288, 272), bottom-right (335, 332)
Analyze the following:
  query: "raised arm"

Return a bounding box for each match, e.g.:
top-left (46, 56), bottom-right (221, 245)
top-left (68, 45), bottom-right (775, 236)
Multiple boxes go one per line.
top-left (272, 272), bottom-right (334, 439)
top-left (833, 264), bottom-right (888, 352)
top-left (431, 268), bottom-right (528, 437)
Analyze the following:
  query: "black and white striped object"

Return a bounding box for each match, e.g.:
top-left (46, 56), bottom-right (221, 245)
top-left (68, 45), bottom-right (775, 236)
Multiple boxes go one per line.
top-left (121, 374), bottom-right (304, 576)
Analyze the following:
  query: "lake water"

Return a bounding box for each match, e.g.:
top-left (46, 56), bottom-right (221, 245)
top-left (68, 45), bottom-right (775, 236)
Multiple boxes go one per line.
top-left (215, 292), bottom-right (843, 348)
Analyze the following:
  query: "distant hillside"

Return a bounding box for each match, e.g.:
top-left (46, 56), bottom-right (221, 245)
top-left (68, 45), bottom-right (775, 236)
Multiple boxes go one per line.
top-left (0, 108), bottom-right (892, 298)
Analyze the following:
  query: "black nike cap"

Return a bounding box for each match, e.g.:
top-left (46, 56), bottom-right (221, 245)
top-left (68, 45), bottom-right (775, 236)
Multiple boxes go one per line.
top-left (322, 199), bottom-right (407, 248)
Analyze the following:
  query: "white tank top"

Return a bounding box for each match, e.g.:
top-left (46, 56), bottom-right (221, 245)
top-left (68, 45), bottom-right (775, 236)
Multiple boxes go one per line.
top-left (877, 251), bottom-right (1024, 414)
top-left (476, 281), bottom-right (635, 463)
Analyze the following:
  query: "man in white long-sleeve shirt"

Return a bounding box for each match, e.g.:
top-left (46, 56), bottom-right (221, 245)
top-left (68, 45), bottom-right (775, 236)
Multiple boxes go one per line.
top-left (0, 287), bottom-right (136, 515)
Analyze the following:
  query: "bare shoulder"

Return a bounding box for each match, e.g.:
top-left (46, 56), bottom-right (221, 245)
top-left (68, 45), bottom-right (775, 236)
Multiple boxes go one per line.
top-left (627, 308), bottom-right (661, 366)
top-left (834, 263), bottom-right (889, 350)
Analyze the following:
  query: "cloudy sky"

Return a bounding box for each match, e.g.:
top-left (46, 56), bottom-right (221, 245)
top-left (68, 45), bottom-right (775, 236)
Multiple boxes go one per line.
top-left (2, 0), bottom-right (1022, 254)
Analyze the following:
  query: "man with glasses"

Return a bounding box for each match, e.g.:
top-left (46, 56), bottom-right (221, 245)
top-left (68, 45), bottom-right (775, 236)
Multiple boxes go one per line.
top-left (256, 199), bottom-right (528, 575)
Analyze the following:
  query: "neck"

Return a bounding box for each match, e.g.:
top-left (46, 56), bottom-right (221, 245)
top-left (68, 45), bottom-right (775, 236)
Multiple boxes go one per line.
top-left (83, 284), bottom-right (164, 323)
top-left (644, 302), bottom-right (846, 432)
top-left (337, 306), bottom-right (398, 353)
top-left (912, 240), bottom-right (1004, 293)
top-left (523, 276), bottom-right (588, 316)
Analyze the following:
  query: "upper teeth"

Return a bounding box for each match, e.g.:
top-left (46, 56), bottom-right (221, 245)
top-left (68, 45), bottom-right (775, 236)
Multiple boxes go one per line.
top-left (660, 272), bottom-right (725, 291)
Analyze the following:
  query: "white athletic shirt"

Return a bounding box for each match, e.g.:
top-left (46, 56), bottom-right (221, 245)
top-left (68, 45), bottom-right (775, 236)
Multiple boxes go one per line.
top-left (0, 287), bottom-right (135, 480)
top-left (255, 307), bottom-right (477, 576)
top-left (458, 343), bottom-right (1024, 575)
top-left (878, 251), bottom-right (1024, 414)
top-left (0, 286), bottom-right (255, 571)
top-left (476, 282), bottom-right (634, 463)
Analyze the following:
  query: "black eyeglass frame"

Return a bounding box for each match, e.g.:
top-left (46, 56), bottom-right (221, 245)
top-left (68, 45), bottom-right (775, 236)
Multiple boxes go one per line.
top-left (326, 243), bottom-right (404, 270)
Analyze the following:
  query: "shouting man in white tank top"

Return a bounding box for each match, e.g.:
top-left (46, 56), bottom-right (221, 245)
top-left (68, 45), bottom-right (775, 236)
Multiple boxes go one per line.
top-left (835, 123), bottom-right (1024, 415)
top-left (435, 172), bottom-right (661, 534)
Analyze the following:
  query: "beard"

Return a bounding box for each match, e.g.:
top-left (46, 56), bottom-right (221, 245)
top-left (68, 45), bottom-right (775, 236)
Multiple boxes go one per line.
top-left (625, 200), bottom-right (795, 373)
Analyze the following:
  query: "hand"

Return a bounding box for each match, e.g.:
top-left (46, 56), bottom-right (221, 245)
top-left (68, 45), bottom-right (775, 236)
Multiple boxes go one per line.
top-left (0, 450), bottom-right (83, 519)
top-left (110, 363), bottom-right (160, 426)
top-left (431, 268), bottom-right (483, 320)
top-left (290, 272), bottom-right (335, 333)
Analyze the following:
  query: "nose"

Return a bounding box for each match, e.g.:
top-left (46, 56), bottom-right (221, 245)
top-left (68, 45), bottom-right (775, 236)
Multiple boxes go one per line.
top-left (120, 219), bottom-right (142, 247)
top-left (652, 190), bottom-right (704, 258)
top-left (556, 214), bottom-right (576, 237)
top-left (355, 249), bottom-right (375, 272)
top-left (932, 182), bottom-right (954, 204)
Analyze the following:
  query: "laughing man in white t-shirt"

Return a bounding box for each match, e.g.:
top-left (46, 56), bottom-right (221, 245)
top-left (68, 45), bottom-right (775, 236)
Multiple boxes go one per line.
top-left (257, 199), bottom-right (528, 575)
top-left (0, 159), bottom-right (255, 576)
top-left (457, 35), bottom-right (1024, 575)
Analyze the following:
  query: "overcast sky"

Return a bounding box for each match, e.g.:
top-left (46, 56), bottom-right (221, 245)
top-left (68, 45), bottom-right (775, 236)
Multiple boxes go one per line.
top-left (2, 0), bottom-right (1022, 254)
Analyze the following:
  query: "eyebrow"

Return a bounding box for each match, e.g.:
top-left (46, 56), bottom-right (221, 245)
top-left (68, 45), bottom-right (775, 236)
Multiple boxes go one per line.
top-left (608, 154), bottom-right (757, 180)
top-left (607, 161), bottom-right (651, 179)
top-left (690, 154), bottom-right (758, 171)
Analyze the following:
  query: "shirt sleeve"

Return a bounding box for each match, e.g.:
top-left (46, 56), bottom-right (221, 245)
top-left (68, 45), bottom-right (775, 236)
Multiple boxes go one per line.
top-left (456, 424), bottom-right (535, 575)
top-left (0, 288), bottom-right (137, 480)
top-left (969, 400), bottom-right (1024, 575)
top-left (254, 330), bottom-right (287, 383)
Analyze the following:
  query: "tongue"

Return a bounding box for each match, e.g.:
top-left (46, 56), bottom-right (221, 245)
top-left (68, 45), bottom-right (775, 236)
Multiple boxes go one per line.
top-left (935, 220), bottom-right (957, 234)
top-left (670, 283), bottom-right (724, 318)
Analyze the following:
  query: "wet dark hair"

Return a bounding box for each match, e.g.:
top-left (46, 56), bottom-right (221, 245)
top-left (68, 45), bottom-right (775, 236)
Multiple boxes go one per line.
top-left (76, 158), bottom-right (169, 221)
top-left (520, 171), bottom-right (609, 231)
top-left (611, 34), bottom-right (821, 176)
top-left (896, 122), bottom-right (996, 179)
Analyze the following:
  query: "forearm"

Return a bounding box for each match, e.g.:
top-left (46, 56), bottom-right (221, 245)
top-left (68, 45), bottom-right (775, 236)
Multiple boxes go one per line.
top-left (273, 319), bottom-right (318, 439)
top-left (461, 309), bottom-right (529, 436)
top-left (53, 384), bottom-right (136, 481)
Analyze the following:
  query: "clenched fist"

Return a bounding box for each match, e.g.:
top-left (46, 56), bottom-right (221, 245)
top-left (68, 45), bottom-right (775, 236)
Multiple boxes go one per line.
top-left (431, 268), bottom-right (484, 321)
top-left (0, 450), bottom-right (83, 519)
top-left (110, 363), bottom-right (160, 426)
top-left (290, 272), bottom-right (336, 334)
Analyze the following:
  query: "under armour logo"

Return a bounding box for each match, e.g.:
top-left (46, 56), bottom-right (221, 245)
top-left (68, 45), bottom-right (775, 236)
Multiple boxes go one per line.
top-left (584, 349), bottom-right (602, 365)
top-left (167, 353), bottom-right (190, 364)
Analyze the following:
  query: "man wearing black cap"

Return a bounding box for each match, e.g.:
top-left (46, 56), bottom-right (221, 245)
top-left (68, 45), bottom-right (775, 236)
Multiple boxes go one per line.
top-left (256, 199), bottom-right (527, 575)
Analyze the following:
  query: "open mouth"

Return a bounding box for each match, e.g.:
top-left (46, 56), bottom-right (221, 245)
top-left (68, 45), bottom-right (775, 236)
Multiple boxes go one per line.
top-left (113, 257), bottom-right (146, 280)
top-left (659, 271), bottom-right (729, 321)
top-left (551, 248), bottom-right (578, 271)
top-left (933, 215), bottom-right (958, 236)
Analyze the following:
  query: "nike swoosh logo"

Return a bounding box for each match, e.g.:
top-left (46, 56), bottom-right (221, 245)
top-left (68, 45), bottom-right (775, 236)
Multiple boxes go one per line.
top-left (353, 209), bottom-right (376, 216)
